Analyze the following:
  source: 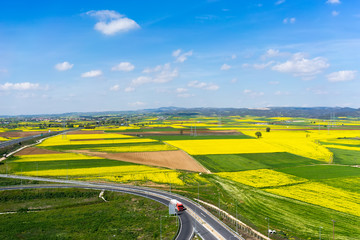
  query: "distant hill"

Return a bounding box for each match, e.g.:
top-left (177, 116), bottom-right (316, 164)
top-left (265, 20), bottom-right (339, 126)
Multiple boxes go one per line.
top-left (1, 107), bottom-right (360, 119)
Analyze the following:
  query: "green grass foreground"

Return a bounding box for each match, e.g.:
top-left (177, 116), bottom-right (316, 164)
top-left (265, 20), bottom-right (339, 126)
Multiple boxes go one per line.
top-left (0, 188), bottom-right (177, 240)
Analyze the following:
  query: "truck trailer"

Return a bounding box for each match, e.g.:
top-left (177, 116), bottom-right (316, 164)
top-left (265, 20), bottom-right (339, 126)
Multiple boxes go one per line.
top-left (169, 199), bottom-right (186, 214)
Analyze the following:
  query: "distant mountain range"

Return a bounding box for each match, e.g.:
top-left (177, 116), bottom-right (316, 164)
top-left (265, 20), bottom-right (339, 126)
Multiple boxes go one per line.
top-left (1, 107), bottom-right (360, 119)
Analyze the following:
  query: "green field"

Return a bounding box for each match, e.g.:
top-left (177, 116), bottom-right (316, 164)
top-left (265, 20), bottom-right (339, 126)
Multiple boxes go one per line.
top-left (278, 165), bottom-right (360, 179)
top-left (0, 188), bottom-right (177, 240)
top-left (330, 147), bottom-right (360, 165)
top-left (193, 152), bottom-right (320, 172)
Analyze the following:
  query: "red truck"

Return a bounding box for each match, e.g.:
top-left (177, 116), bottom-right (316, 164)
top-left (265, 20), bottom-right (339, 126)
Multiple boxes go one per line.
top-left (169, 199), bottom-right (186, 214)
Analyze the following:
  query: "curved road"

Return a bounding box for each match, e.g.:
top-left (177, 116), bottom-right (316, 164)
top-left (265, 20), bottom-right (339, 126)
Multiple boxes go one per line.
top-left (0, 174), bottom-right (243, 240)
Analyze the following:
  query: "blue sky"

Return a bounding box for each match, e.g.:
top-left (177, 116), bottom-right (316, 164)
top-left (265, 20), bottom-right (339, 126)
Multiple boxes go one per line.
top-left (1, 0), bottom-right (360, 115)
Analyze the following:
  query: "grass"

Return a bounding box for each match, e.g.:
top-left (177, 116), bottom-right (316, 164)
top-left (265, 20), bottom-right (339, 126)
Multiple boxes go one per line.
top-left (278, 165), bottom-right (360, 179)
top-left (193, 152), bottom-right (320, 172)
top-left (0, 188), bottom-right (177, 240)
top-left (329, 147), bottom-right (360, 165)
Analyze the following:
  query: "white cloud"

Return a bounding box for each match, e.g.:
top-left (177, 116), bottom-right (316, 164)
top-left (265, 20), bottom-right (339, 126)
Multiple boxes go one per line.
top-left (274, 91), bottom-right (290, 95)
top-left (253, 61), bottom-right (274, 69)
top-left (110, 84), bottom-right (120, 91)
top-left (173, 49), bottom-right (193, 63)
top-left (220, 63), bottom-right (231, 71)
top-left (231, 54), bottom-right (237, 59)
top-left (326, 0), bottom-right (341, 4)
top-left (129, 101), bottom-right (145, 107)
top-left (176, 88), bottom-right (188, 93)
top-left (177, 93), bottom-right (193, 98)
top-left (0, 82), bottom-right (41, 91)
top-left (172, 49), bottom-right (181, 57)
top-left (327, 70), bottom-right (357, 82)
top-left (231, 78), bottom-right (238, 83)
top-left (125, 87), bottom-right (135, 92)
top-left (55, 61), bottom-right (73, 71)
top-left (283, 17), bottom-right (296, 24)
top-left (87, 10), bottom-right (140, 35)
top-left (269, 81), bottom-right (280, 85)
top-left (332, 11), bottom-right (339, 16)
top-left (275, 0), bottom-right (286, 5)
top-left (272, 53), bottom-right (329, 78)
top-left (243, 89), bottom-right (264, 97)
top-left (133, 64), bottom-right (178, 88)
top-left (111, 62), bottom-right (135, 72)
top-left (81, 70), bottom-right (103, 78)
top-left (188, 81), bottom-right (219, 91)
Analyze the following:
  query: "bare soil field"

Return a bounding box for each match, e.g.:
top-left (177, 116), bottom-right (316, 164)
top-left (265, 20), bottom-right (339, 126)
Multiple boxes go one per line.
top-left (14, 147), bottom-right (62, 156)
top-left (69, 149), bottom-right (209, 173)
top-left (0, 131), bottom-right (48, 138)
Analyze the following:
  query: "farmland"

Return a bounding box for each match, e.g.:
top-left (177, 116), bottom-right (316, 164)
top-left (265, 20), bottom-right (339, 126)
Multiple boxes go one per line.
top-left (2, 114), bottom-right (360, 239)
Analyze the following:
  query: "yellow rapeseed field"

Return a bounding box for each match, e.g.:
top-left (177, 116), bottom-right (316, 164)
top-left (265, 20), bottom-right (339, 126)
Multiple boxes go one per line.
top-left (90, 144), bottom-right (177, 152)
top-left (39, 135), bottom-right (156, 147)
top-left (106, 171), bottom-right (184, 185)
top-left (13, 153), bottom-right (103, 162)
top-left (266, 182), bottom-right (360, 217)
top-left (217, 169), bottom-right (306, 188)
top-left (322, 144), bottom-right (360, 151)
top-left (165, 139), bottom-right (284, 155)
top-left (241, 130), bottom-right (333, 162)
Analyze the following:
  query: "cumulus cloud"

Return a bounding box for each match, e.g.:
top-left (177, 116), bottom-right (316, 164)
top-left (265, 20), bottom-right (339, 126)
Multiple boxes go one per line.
top-left (283, 18), bottom-right (296, 24)
top-left (327, 70), bottom-right (357, 82)
top-left (188, 81), bottom-right (219, 91)
top-left (272, 53), bottom-right (329, 78)
top-left (173, 49), bottom-right (193, 63)
top-left (253, 61), bottom-right (274, 69)
top-left (332, 11), bottom-right (339, 16)
top-left (135, 63), bottom-right (178, 86)
top-left (110, 84), bottom-right (120, 91)
top-left (0, 82), bottom-right (42, 91)
top-left (87, 10), bottom-right (140, 35)
top-left (176, 88), bottom-right (188, 93)
top-left (111, 62), bottom-right (135, 71)
top-left (243, 89), bottom-right (264, 97)
top-left (275, 0), bottom-right (286, 5)
top-left (220, 63), bottom-right (231, 70)
top-left (326, 0), bottom-right (341, 4)
top-left (274, 91), bottom-right (290, 95)
top-left (81, 70), bottom-right (103, 78)
top-left (54, 61), bottom-right (73, 71)
top-left (124, 87), bottom-right (135, 92)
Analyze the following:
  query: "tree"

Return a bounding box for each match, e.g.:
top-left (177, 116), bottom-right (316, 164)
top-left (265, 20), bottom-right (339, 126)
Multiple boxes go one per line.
top-left (255, 131), bottom-right (262, 138)
top-left (266, 127), bottom-right (270, 132)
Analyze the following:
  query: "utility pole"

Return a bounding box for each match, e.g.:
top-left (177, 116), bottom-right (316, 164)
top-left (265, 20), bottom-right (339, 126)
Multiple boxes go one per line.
top-left (160, 216), bottom-right (162, 240)
top-left (265, 217), bottom-right (269, 238)
top-left (332, 220), bottom-right (336, 240)
top-left (218, 191), bottom-right (220, 217)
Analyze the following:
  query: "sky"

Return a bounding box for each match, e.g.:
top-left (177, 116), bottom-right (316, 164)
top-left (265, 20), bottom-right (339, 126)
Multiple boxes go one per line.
top-left (1, 0), bottom-right (360, 115)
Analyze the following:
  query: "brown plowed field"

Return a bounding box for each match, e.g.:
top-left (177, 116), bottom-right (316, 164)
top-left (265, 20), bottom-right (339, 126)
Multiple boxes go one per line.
top-left (69, 150), bottom-right (209, 173)
top-left (0, 131), bottom-right (48, 138)
top-left (14, 147), bottom-right (62, 156)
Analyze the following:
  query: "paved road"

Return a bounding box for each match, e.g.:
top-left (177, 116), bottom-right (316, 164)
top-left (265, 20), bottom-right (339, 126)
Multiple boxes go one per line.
top-left (0, 128), bottom-right (77, 149)
top-left (0, 174), bottom-right (243, 240)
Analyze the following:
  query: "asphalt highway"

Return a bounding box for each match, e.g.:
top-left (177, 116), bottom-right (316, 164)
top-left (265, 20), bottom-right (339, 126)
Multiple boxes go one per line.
top-left (0, 174), bottom-right (244, 240)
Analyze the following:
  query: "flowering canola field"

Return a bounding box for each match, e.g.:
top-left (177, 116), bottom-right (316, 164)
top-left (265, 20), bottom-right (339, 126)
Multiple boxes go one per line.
top-left (165, 139), bottom-right (284, 155)
top-left (90, 144), bottom-right (177, 153)
top-left (13, 153), bottom-right (103, 162)
top-left (217, 169), bottom-right (306, 188)
top-left (266, 182), bottom-right (360, 217)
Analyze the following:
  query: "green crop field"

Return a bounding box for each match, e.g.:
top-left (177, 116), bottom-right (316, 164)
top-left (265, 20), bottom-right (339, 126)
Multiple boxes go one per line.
top-left (193, 152), bottom-right (320, 172)
top-left (278, 165), bottom-right (360, 179)
top-left (329, 147), bottom-right (360, 165)
top-left (0, 188), bottom-right (177, 240)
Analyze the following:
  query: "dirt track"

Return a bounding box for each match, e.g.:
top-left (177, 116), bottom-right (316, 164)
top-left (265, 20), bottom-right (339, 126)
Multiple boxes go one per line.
top-left (14, 147), bottom-right (62, 156)
top-left (68, 150), bottom-right (209, 173)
